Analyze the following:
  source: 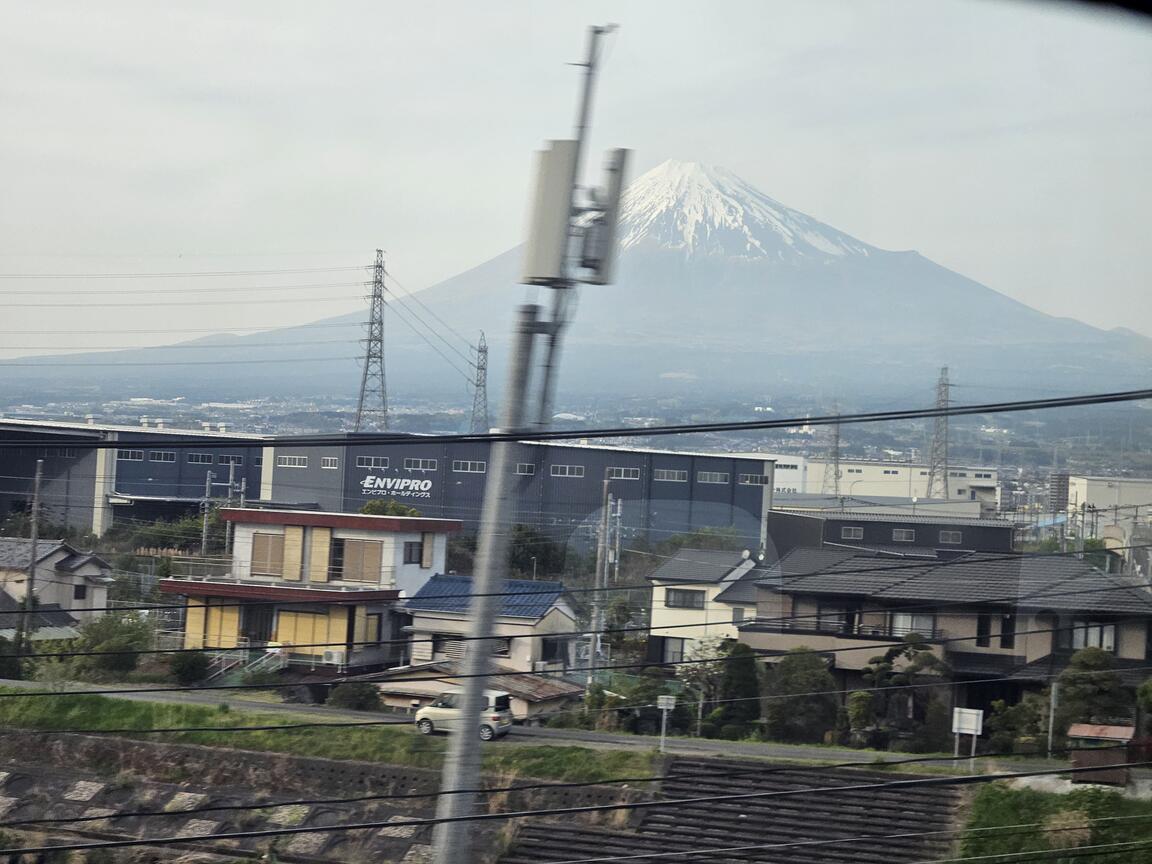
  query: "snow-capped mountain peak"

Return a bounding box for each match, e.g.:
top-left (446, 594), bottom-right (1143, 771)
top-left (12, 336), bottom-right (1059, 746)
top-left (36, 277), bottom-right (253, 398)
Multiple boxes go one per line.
top-left (619, 159), bottom-right (874, 262)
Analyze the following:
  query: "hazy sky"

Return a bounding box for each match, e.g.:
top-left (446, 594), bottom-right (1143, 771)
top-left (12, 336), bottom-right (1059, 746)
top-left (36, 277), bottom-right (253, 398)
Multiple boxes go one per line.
top-left (1, 0), bottom-right (1150, 359)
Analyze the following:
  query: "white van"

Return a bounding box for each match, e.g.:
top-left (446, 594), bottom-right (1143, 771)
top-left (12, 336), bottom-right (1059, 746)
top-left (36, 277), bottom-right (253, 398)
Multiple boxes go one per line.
top-left (414, 689), bottom-right (514, 740)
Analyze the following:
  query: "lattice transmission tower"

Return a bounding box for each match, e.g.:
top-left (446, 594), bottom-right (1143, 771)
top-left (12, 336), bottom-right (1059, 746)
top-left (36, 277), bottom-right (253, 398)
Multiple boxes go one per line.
top-left (354, 249), bottom-right (388, 432)
top-left (820, 413), bottom-right (842, 498)
top-left (925, 366), bottom-right (951, 499)
top-left (469, 331), bottom-right (490, 434)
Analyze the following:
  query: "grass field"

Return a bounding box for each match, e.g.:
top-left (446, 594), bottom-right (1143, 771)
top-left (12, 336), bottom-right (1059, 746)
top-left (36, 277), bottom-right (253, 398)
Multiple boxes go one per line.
top-left (0, 689), bottom-right (656, 783)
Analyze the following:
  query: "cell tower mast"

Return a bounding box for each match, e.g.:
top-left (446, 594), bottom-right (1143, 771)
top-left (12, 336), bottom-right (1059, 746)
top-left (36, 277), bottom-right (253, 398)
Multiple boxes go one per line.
top-left (354, 249), bottom-right (388, 432)
top-left (469, 331), bottom-right (490, 433)
top-left (925, 366), bottom-right (951, 499)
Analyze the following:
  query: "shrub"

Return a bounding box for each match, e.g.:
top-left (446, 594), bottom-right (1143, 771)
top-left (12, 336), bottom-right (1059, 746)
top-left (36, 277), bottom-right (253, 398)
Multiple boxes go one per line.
top-left (327, 683), bottom-right (382, 711)
top-left (169, 651), bottom-right (210, 685)
top-left (719, 722), bottom-right (748, 740)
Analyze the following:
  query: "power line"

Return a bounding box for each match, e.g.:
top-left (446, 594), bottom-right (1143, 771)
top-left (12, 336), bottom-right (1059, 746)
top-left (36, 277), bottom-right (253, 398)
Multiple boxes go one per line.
top-left (0, 266), bottom-right (365, 279)
top-left (0, 280), bottom-right (364, 296)
top-left (1, 760), bottom-right (1147, 858)
top-left (2, 386), bottom-right (1147, 450)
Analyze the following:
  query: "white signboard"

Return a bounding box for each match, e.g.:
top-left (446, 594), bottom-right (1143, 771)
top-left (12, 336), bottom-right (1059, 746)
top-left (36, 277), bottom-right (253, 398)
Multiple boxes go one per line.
top-left (359, 475), bottom-right (434, 499)
top-left (952, 707), bottom-right (984, 736)
top-left (656, 695), bottom-right (677, 711)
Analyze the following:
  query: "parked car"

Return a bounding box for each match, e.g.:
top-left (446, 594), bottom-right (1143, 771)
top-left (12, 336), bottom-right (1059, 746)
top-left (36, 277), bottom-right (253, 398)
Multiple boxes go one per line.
top-left (415, 689), bottom-right (514, 740)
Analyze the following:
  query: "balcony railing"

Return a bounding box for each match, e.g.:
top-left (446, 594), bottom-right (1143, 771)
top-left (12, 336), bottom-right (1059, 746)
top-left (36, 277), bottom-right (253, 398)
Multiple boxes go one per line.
top-left (752, 616), bottom-right (946, 641)
top-left (161, 566), bottom-right (398, 592)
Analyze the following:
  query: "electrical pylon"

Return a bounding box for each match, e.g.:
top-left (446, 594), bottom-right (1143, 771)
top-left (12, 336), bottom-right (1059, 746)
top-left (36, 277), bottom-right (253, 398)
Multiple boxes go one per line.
top-left (469, 331), bottom-right (490, 434)
top-left (821, 412), bottom-right (842, 498)
top-left (354, 249), bottom-right (388, 432)
top-left (925, 366), bottom-right (951, 499)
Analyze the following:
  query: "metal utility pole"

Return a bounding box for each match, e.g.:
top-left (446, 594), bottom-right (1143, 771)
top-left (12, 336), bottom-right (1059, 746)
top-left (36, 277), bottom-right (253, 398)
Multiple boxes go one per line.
top-left (925, 366), bottom-right (951, 500)
top-left (588, 478), bottom-right (613, 684)
top-left (533, 24), bottom-right (618, 428)
top-left (469, 331), bottom-right (490, 434)
top-left (820, 414), bottom-right (841, 499)
top-left (15, 459), bottom-right (43, 655)
top-left (612, 497), bottom-right (623, 585)
top-left (432, 24), bottom-right (626, 864)
top-left (200, 471), bottom-right (215, 556)
top-left (354, 249), bottom-right (389, 432)
top-left (225, 462), bottom-right (237, 555)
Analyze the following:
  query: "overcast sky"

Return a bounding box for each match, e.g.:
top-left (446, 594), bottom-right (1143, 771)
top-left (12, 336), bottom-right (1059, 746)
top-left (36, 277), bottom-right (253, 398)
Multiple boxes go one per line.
top-left (0, 0), bottom-right (1149, 359)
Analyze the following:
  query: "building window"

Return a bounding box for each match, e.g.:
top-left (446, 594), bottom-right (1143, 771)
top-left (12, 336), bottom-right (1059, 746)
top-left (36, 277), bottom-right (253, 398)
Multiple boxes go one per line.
top-left (732, 607), bottom-right (745, 624)
top-left (116, 449), bottom-right (144, 461)
top-left (73, 584), bottom-right (87, 601)
top-left (187, 453), bottom-right (214, 465)
top-left (432, 634), bottom-right (466, 660)
top-left (452, 460), bottom-right (487, 474)
top-left (1070, 619), bottom-right (1116, 652)
top-left (608, 467), bottom-right (641, 480)
top-left (321, 456), bottom-right (339, 470)
top-left (776, 463), bottom-right (799, 470)
top-left (330, 538), bottom-right (383, 582)
top-left (1000, 613), bottom-right (1017, 649)
top-left (846, 468), bottom-right (863, 474)
top-left (403, 541), bottom-right (424, 565)
top-left (697, 471), bottom-right (730, 484)
top-left (515, 463), bottom-right (536, 475)
top-left (254, 457), bottom-right (263, 468)
top-left (883, 469), bottom-right (900, 475)
top-left (939, 530), bottom-right (963, 545)
top-left (892, 528), bottom-right (916, 543)
top-left (976, 613), bottom-right (992, 647)
top-left (841, 526), bottom-right (864, 540)
top-left (404, 458), bottom-right (437, 471)
top-left (251, 533), bottom-right (285, 576)
top-left (666, 588), bottom-right (705, 609)
top-left (949, 471), bottom-right (968, 478)
top-left (148, 450), bottom-right (176, 463)
top-left (218, 455), bottom-right (244, 466)
top-left (276, 455), bottom-right (308, 468)
top-left (653, 469), bottom-right (688, 482)
top-left (550, 464), bottom-right (585, 478)
top-left (356, 456), bottom-right (389, 469)
top-left (663, 637), bottom-right (687, 664)
top-left (738, 474), bottom-right (771, 485)
top-left (41, 447), bottom-right (78, 458)
top-left (891, 611), bottom-right (935, 638)
top-left (490, 637), bottom-right (512, 658)
top-left (975, 472), bottom-right (993, 479)
top-left (955, 488), bottom-right (967, 496)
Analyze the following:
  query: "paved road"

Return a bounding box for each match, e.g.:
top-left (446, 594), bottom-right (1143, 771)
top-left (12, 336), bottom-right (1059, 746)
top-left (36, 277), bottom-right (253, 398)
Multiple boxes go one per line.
top-left (0, 677), bottom-right (1064, 772)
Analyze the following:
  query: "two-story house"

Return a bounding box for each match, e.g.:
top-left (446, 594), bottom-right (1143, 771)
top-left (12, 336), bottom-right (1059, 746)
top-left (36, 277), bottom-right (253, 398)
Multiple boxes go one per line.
top-left (645, 548), bottom-right (769, 664)
top-left (740, 547), bottom-right (1152, 711)
top-left (159, 508), bottom-right (461, 670)
top-left (0, 538), bottom-right (111, 620)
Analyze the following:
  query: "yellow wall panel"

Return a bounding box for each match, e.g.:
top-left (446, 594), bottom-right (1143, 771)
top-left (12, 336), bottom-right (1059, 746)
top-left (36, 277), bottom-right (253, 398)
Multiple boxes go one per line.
top-left (309, 527), bottom-right (331, 583)
top-left (205, 603), bottom-right (240, 648)
top-left (282, 525), bottom-right (304, 581)
top-left (184, 598), bottom-right (206, 649)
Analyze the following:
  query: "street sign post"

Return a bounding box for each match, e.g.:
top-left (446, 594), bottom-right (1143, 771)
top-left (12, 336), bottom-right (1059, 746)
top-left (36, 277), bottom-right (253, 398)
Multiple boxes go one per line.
top-left (657, 695), bottom-right (676, 753)
top-left (953, 707), bottom-right (984, 770)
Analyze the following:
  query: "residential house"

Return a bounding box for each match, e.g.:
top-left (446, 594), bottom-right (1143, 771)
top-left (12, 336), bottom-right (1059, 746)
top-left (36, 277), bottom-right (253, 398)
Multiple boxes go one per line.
top-left (0, 589), bottom-right (80, 645)
top-left (159, 508), bottom-right (461, 670)
top-left (740, 547), bottom-right (1152, 711)
top-left (0, 538), bottom-right (111, 620)
top-left (646, 548), bottom-right (768, 664)
top-left (403, 574), bottom-right (578, 673)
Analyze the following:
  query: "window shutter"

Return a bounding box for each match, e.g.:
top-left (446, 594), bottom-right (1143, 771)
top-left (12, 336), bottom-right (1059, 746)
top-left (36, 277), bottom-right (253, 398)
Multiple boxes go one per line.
top-left (282, 526), bottom-right (304, 581)
top-left (420, 533), bottom-right (433, 569)
top-left (309, 527), bottom-right (331, 582)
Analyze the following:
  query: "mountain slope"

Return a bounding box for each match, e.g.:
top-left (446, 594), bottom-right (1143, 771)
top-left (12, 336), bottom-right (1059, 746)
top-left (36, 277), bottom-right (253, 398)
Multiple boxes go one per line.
top-left (3, 160), bottom-right (1148, 402)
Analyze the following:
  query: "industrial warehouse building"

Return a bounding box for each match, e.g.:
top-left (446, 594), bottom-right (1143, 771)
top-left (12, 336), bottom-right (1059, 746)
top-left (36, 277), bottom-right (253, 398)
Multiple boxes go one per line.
top-left (1, 420), bottom-right (1007, 551)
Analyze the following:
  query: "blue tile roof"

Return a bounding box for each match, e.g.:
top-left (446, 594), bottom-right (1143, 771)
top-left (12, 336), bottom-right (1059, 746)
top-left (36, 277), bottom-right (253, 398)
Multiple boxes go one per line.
top-left (405, 574), bottom-right (565, 620)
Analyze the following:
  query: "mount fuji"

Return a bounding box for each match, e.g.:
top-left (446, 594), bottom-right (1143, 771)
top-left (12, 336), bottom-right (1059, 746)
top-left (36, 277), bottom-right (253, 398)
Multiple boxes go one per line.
top-left (4, 160), bottom-right (1149, 403)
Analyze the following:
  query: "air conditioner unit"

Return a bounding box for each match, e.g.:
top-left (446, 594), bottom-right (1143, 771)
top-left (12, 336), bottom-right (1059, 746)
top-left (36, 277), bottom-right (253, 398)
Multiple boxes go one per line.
top-left (322, 650), bottom-right (346, 666)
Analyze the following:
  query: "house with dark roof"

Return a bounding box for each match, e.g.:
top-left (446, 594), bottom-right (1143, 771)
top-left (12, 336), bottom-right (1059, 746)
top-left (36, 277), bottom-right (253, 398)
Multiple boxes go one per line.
top-left (0, 588), bottom-right (80, 643)
top-left (403, 574), bottom-right (578, 673)
top-left (645, 548), bottom-right (770, 664)
top-left (739, 547), bottom-right (1152, 710)
top-left (0, 538), bottom-right (111, 621)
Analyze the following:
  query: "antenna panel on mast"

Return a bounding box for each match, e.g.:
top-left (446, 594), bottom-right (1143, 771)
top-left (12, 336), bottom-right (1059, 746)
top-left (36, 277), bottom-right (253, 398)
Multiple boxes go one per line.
top-left (520, 139), bottom-right (579, 285)
top-left (580, 147), bottom-right (630, 285)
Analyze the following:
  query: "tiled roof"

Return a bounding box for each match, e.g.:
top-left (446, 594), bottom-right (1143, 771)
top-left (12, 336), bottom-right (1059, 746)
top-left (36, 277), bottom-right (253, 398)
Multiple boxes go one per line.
top-left (768, 548), bottom-right (1152, 615)
top-left (0, 538), bottom-right (68, 571)
top-left (713, 567), bottom-right (769, 604)
top-left (0, 589), bottom-right (78, 630)
top-left (645, 549), bottom-right (749, 584)
top-left (405, 574), bottom-right (565, 620)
